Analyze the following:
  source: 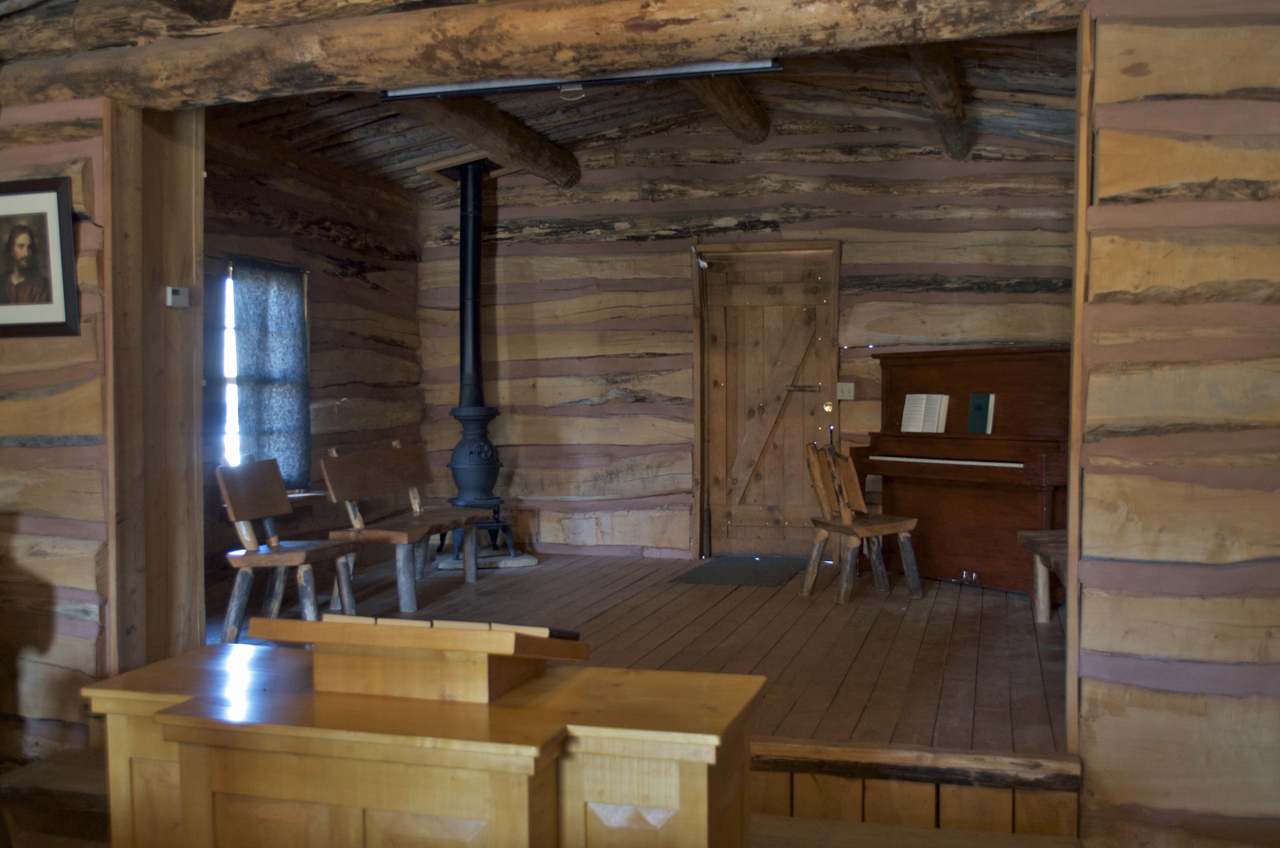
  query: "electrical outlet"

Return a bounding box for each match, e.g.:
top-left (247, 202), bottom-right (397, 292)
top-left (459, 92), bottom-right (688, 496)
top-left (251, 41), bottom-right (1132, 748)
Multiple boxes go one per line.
top-left (837, 382), bottom-right (855, 401)
top-left (166, 286), bottom-right (190, 308)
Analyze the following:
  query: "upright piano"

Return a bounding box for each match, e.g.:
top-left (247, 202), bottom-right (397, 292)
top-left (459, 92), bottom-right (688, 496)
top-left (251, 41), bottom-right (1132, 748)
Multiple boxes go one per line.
top-left (853, 345), bottom-right (1069, 594)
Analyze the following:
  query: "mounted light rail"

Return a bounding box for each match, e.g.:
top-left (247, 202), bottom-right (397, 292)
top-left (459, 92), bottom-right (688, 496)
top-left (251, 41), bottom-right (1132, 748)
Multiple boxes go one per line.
top-left (383, 58), bottom-right (781, 99)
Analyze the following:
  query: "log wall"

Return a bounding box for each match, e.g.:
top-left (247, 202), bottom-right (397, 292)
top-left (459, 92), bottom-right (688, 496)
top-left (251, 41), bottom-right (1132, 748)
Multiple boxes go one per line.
top-left (1076, 2), bottom-right (1280, 845)
top-left (0, 99), bottom-right (108, 760)
top-left (202, 120), bottom-right (421, 584)
top-left (419, 99), bottom-right (1076, 554)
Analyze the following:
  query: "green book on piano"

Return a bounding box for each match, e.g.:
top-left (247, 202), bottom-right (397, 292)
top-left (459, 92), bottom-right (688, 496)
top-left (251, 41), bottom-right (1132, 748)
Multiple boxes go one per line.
top-left (967, 393), bottom-right (995, 434)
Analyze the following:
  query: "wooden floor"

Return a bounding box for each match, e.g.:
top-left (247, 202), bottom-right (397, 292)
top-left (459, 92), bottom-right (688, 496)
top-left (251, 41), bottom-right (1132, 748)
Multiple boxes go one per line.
top-left (208, 552), bottom-right (1067, 757)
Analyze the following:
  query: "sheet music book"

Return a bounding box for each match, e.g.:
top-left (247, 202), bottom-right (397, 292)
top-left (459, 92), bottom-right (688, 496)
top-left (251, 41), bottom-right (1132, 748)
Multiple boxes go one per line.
top-left (901, 393), bottom-right (949, 433)
top-left (967, 393), bottom-right (996, 434)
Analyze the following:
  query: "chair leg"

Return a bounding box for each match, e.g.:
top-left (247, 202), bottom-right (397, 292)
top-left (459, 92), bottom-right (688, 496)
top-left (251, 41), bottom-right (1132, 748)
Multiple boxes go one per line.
top-left (867, 534), bottom-right (891, 593)
top-left (1032, 552), bottom-right (1051, 623)
top-left (898, 531), bottom-right (924, 599)
top-left (394, 544), bottom-right (417, 613)
top-left (463, 524), bottom-right (479, 583)
top-left (222, 569), bottom-right (255, 643)
top-left (413, 539), bottom-right (428, 579)
top-left (262, 566), bottom-right (287, 618)
top-left (838, 536), bottom-right (862, 604)
top-left (801, 529), bottom-right (829, 596)
top-left (335, 553), bottom-right (357, 615)
top-left (295, 564), bottom-right (320, 621)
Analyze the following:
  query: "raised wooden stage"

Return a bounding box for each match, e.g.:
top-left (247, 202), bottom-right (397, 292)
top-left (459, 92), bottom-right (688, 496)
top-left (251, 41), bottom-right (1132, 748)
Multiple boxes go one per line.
top-left (208, 553), bottom-right (1077, 835)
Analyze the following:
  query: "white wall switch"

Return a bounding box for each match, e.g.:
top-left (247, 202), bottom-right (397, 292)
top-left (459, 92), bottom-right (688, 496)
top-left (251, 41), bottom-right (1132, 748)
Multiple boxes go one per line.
top-left (837, 382), bottom-right (856, 401)
top-left (166, 286), bottom-right (190, 308)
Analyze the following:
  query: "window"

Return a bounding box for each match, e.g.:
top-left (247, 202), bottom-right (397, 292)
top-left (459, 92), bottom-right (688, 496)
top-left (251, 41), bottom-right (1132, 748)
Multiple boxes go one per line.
top-left (220, 258), bottom-right (311, 490)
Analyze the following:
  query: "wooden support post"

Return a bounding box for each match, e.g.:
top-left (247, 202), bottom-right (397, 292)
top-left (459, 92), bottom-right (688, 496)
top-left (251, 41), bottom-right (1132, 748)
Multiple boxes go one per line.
top-left (295, 564), bottom-right (319, 621)
top-left (261, 567), bottom-right (286, 618)
top-left (394, 544), bottom-right (416, 612)
top-left (682, 75), bottom-right (770, 144)
top-left (463, 524), bottom-right (478, 584)
top-left (0, 0), bottom-right (1091, 108)
top-left (907, 43), bottom-right (972, 161)
top-left (221, 569), bottom-right (254, 643)
top-left (334, 555), bottom-right (357, 616)
top-left (802, 529), bottom-right (829, 596)
top-left (387, 96), bottom-right (580, 188)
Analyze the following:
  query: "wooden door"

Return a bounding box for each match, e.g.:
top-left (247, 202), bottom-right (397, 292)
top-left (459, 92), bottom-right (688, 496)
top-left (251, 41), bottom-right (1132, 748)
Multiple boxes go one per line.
top-left (699, 242), bottom-right (840, 556)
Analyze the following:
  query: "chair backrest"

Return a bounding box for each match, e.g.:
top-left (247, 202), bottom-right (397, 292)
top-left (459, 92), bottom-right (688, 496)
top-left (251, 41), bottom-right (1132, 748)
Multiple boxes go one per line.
top-left (804, 443), bottom-right (868, 524)
top-left (320, 443), bottom-right (431, 528)
top-left (216, 459), bottom-right (292, 523)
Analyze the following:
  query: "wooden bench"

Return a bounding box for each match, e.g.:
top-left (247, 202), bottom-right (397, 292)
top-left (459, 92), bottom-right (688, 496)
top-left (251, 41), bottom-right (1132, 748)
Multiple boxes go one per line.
top-left (1017, 529), bottom-right (1068, 624)
top-left (320, 444), bottom-right (490, 613)
top-left (216, 459), bottom-right (359, 641)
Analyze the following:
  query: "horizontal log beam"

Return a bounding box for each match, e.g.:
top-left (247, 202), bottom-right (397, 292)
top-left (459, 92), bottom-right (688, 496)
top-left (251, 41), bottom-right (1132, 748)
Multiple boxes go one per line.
top-left (907, 43), bottom-right (973, 161)
top-left (387, 96), bottom-right (581, 188)
top-left (0, 0), bottom-right (1087, 109)
top-left (682, 75), bottom-right (769, 144)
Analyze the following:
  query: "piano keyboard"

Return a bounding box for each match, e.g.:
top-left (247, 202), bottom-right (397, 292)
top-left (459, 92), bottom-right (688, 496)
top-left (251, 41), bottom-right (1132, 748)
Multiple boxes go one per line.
top-left (869, 455), bottom-right (1024, 469)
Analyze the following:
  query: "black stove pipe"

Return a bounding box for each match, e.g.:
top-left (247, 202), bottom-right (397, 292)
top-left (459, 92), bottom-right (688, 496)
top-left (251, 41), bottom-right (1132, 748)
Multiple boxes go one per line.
top-left (448, 162), bottom-right (502, 509)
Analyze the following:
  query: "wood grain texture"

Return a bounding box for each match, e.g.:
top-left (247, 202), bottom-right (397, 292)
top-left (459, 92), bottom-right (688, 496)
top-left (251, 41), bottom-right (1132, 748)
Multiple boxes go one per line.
top-left (538, 507), bottom-right (690, 549)
top-left (840, 302), bottom-right (1071, 346)
top-left (0, 156), bottom-right (94, 217)
top-left (419, 449), bottom-right (694, 502)
top-left (863, 779), bottom-right (935, 828)
top-left (423, 415), bottom-right (692, 450)
top-left (419, 370), bottom-right (692, 408)
top-left (0, 0), bottom-right (1087, 108)
top-left (1082, 473), bottom-right (1280, 564)
top-left (0, 533), bottom-right (103, 592)
top-left (1095, 130), bottom-right (1280, 202)
top-left (0, 380), bottom-right (104, 437)
top-left (0, 320), bottom-right (100, 376)
top-left (1081, 589), bottom-right (1280, 664)
top-left (1014, 789), bottom-right (1077, 837)
top-left (1080, 679), bottom-right (1280, 819)
top-left (792, 774), bottom-right (862, 822)
top-left (804, 228), bottom-right (1072, 268)
top-left (1085, 359), bottom-right (1280, 434)
top-left (1094, 23), bottom-right (1280, 105)
top-left (0, 467), bottom-right (104, 522)
top-left (1088, 228), bottom-right (1280, 304)
top-left (939, 784), bottom-right (1012, 832)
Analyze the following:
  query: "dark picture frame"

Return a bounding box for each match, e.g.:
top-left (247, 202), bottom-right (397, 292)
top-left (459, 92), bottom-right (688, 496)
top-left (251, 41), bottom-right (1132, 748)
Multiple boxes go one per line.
top-left (0, 177), bottom-right (79, 337)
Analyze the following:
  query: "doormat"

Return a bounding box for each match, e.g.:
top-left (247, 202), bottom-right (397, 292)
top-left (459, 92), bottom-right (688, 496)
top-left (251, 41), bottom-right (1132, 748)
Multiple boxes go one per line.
top-left (672, 555), bottom-right (808, 587)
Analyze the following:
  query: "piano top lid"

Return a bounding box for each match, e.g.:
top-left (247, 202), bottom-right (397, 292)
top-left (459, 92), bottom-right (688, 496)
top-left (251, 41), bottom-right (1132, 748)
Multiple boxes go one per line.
top-left (867, 344), bottom-right (1069, 364)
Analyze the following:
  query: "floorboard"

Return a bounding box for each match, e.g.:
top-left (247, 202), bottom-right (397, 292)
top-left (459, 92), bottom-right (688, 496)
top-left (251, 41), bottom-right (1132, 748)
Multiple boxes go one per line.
top-left (207, 553), bottom-right (1068, 758)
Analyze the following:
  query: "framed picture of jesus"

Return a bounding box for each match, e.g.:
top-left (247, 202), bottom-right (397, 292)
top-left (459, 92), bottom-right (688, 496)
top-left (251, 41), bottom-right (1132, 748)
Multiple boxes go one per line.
top-left (0, 176), bottom-right (79, 337)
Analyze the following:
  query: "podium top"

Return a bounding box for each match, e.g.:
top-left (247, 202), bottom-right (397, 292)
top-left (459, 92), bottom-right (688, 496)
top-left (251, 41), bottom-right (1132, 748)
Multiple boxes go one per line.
top-left (247, 617), bottom-right (591, 662)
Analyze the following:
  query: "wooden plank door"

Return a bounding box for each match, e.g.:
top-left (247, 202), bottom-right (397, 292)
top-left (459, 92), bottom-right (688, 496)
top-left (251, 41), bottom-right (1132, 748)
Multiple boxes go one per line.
top-left (699, 242), bottom-right (840, 555)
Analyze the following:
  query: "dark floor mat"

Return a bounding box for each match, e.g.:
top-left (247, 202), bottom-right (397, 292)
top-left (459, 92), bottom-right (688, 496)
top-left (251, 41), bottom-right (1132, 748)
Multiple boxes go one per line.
top-left (671, 555), bottom-right (808, 586)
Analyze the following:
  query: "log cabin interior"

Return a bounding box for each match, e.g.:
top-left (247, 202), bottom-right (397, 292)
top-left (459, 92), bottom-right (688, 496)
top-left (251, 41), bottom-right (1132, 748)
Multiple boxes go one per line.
top-left (0, 0), bottom-right (1277, 845)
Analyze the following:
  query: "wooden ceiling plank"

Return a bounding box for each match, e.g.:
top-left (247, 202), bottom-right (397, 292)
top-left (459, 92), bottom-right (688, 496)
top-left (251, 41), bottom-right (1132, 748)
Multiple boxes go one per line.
top-left (0, 0), bottom-right (1087, 109)
top-left (387, 96), bottom-right (581, 188)
top-left (414, 148), bottom-right (494, 173)
top-left (907, 43), bottom-right (974, 161)
top-left (681, 74), bottom-right (771, 144)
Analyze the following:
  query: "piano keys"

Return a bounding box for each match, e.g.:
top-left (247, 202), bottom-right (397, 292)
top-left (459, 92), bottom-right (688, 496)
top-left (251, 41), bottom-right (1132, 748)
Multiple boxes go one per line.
top-left (853, 346), bottom-right (1070, 594)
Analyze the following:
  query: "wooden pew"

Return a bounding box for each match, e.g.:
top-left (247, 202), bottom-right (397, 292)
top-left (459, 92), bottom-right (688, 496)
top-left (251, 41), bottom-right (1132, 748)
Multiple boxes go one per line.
top-left (321, 444), bottom-right (490, 612)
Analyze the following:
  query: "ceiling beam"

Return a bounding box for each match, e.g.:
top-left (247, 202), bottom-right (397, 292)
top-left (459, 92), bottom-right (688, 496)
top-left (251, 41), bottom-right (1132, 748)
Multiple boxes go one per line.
top-left (387, 96), bottom-right (580, 188)
top-left (147, 0), bottom-right (234, 22)
top-left (0, 0), bottom-right (1086, 109)
top-left (906, 43), bottom-right (973, 161)
top-left (682, 75), bottom-right (770, 144)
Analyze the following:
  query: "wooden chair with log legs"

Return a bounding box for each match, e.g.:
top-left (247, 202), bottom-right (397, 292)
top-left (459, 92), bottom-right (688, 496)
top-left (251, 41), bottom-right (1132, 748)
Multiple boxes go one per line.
top-left (215, 459), bottom-right (359, 643)
top-left (320, 443), bottom-right (489, 614)
top-left (800, 443), bottom-right (924, 603)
